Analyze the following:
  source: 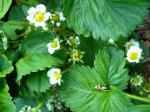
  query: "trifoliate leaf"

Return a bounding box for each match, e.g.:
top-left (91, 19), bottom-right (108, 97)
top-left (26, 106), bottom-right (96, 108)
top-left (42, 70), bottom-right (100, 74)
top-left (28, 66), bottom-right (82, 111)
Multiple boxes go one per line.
top-left (59, 47), bottom-right (130, 112)
top-left (64, 0), bottom-right (149, 40)
top-left (0, 85), bottom-right (16, 112)
top-left (94, 47), bottom-right (129, 90)
top-left (0, 0), bottom-right (12, 19)
top-left (16, 31), bottom-right (63, 80)
top-left (0, 54), bottom-right (13, 78)
top-left (26, 71), bottom-right (50, 93)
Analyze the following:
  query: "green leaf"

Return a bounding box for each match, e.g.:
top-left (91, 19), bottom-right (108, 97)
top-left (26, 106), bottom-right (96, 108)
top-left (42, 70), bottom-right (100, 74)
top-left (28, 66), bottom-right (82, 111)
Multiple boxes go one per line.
top-left (64, 0), bottom-right (149, 40)
top-left (16, 31), bottom-right (63, 80)
top-left (15, 97), bottom-right (49, 112)
top-left (0, 0), bottom-right (12, 19)
top-left (14, 97), bottom-right (37, 112)
top-left (0, 85), bottom-right (16, 112)
top-left (48, 0), bottom-right (63, 10)
top-left (59, 47), bottom-right (130, 112)
top-left (3, 20), bottom-right (24, 40)
top-left (0, 54), bottom-right (13, 78)
top-left (0, 78), bottom-right (6, 89)
top-left (94, 47), bottom-right (129, 90)
top-left (19, 31), bottom-right (51, 56)
top-left (26, 71), bottom-right (50, 93)
top-left (79, 37), bottom-right (105, 66)
top-left (8, 5), bottom-right (29, 21)
top-left (128, 105), bottom-right (150, 112)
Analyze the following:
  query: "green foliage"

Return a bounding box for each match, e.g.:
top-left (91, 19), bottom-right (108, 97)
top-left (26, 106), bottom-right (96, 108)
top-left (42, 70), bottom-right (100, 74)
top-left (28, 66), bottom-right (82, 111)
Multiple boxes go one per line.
top-left (79, 37), bottom-right (105, 66)
top-left (59, 47), bottom-right (130, 112)
top-left (26, 71), bottom-right (50, 93)
top-left (16, 31), bottom-right (63, 80)
top-left (94, 47), bottom-right (129, 90)
top-left (3, 20), bottom-right (24, 40)
top-left (0, 0), bottom-right (150, 111)
top-left (128, 105), bottom-right (150, 112)
top-left (0, 0), bottom-right (12, 19)
top-left (8, 5), bottom-right (29, 20)
top-left (0, 85), bottom-right (16, 112)
top-left (0, 54), bottom-right (13, 78)
top-left (63, 0), bottom-right (149, 40)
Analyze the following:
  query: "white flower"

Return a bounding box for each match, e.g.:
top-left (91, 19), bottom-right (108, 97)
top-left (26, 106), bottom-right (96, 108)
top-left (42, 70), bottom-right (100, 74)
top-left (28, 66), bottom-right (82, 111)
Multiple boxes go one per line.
top-left (47, 68), bottom-right (61, 85)
top-left (56, 22), bottom-right (61, 27)
top-left (2, 36), bottom-right (8, 50)
top-left (130, 75), bottom-right (143, 87)
top-left (58, 12), bottom-right (65, 21)
top-left (26, 4), bottom-right (51, 28)
top-left (125, 39), bottom-right (139, 49)
top-left (108, 38), bottom-right (114, 43)
top-left (47, 38), bottom-right (60, 54)
top-left (126, 46), bottom-right (142, 63)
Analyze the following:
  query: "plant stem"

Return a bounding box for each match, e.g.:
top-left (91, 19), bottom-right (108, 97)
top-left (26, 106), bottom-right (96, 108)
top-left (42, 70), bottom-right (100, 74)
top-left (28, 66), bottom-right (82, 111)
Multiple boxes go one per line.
top-left (124, 92), bottom-right (150, 103)
top-left (32, 102), bottom-right (44, 112)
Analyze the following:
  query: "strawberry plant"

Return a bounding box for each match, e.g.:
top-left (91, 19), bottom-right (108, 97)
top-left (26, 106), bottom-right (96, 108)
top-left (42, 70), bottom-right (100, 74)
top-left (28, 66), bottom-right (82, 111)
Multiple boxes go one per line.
top-left (0, 0), bottom-right (150, 112)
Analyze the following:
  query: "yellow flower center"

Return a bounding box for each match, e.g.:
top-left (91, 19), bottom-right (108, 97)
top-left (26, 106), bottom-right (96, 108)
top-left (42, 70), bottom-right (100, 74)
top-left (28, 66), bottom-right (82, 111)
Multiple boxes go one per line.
top-left (53, 72), bottom-right (61, 80)
top-left (34, 12), bottom-right (44, 22)
top-left (131, 77), bottom-right (140, 84)
top-left (70, 38), bottom-right (78, 46)
top-left (51, 40), bottom-right (58, 48)
top-left (51, 14), bottom-right (59, 22)
top-left (130, 52), bottom-right (138, 60)
top-left (73, 50), bottom-right (80, 59)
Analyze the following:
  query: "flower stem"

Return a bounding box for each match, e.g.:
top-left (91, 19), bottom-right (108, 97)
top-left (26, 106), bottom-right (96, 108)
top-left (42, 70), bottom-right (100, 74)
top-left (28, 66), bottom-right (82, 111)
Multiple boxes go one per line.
top-left (32, 102), bottom-right (44, 112)
top-left (124, 92), bottom-right (150, 103)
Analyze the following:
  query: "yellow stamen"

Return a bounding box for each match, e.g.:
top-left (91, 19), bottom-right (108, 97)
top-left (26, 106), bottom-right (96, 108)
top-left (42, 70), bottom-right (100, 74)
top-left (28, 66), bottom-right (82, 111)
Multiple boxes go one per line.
top-left (73, 50), bottom-right (80, 59)
top-left (34, 12), bottom-right (44, 22)
top-left (53, 72), bottom-right (61, 80)
top-left (130, 52), bottom-right (138, 60)
top-left (51, 14), bottom-right (59, 22)
top-left (51, 40), bottom-right (58, 48)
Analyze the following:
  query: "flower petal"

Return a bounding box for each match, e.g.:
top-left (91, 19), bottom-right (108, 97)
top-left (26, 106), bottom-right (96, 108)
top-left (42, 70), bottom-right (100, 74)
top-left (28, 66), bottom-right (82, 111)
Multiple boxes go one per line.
top-left (28, 7), bottom-right (36, 15)
top-left (36, 4), bottom-right (46, 13)
top-left (44, 12), bottom-right (51, 21)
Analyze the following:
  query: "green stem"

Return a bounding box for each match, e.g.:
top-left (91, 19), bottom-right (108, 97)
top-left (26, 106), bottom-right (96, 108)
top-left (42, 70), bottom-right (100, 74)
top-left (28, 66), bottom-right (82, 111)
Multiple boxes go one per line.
top-left (32, 102), bottom-right (44, 112)
top-left (124, 92), bottom-right (150, 103)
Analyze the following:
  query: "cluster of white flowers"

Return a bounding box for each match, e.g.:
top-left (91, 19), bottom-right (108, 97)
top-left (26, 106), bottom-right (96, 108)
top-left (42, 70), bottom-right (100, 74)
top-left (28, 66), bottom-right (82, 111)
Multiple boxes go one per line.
top-left (47, 38), bottom-right (60, 54)
top-left (26, 4), bottom-right (65, 29)
top-left (130, 75), bottom-right (143, 87)
top-left (125, 39), bottom-right (142, 63)
top-left (47, 68), bottom-right (62, 85)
